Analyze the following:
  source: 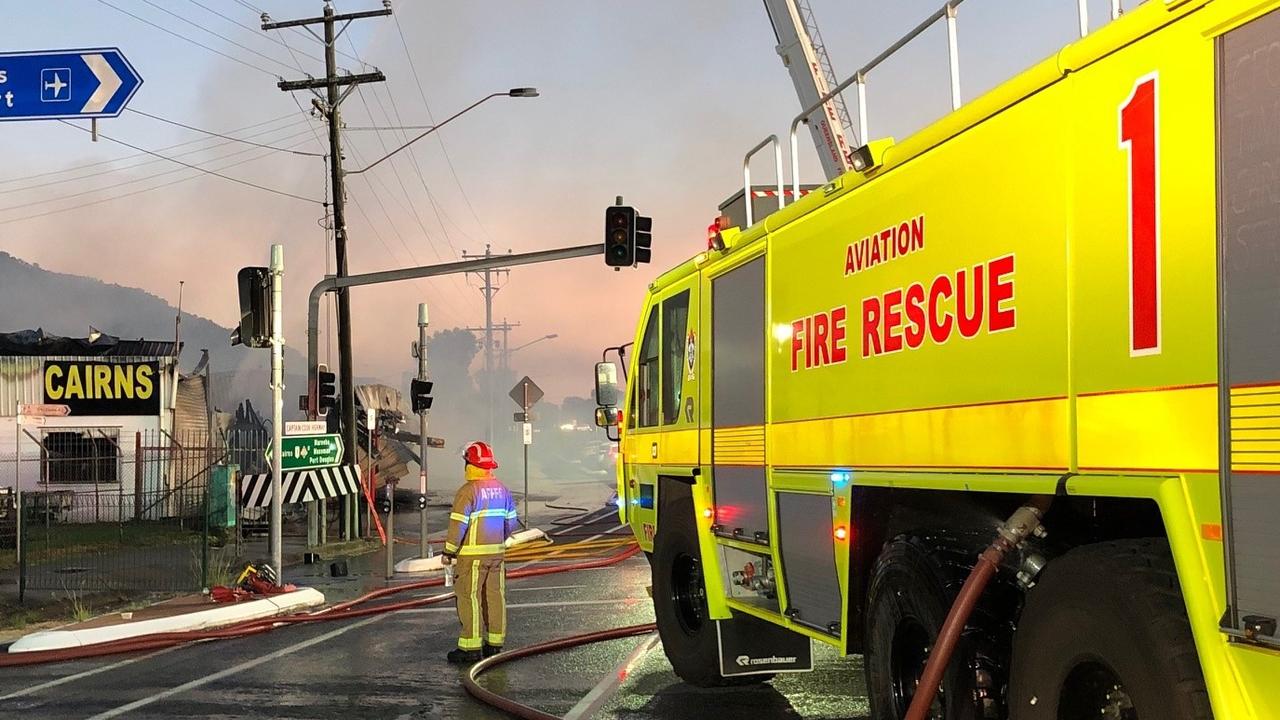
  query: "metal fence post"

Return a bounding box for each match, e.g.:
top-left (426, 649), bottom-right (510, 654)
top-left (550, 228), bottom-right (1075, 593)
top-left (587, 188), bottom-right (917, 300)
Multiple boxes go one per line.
top-left (16, 433), bottom-right (24, 604)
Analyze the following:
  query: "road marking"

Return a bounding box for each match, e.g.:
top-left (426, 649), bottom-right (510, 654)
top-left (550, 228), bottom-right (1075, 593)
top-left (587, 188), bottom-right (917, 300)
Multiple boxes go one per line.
top-left (563, 632), bottom-right (661, 720)
top-left (398, 598), bottom-right (648, 614)
top-left (507, 584), bottom-right (587, 593)
top-left (0, 645), bottom-right (183, 701)
top-left (85, 614), bottom-right (385, 720)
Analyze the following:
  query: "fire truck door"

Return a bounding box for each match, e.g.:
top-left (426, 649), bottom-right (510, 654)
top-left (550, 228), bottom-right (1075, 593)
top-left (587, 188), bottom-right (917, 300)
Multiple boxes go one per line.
top-left (1217, 8), bottom-right (1280, 648)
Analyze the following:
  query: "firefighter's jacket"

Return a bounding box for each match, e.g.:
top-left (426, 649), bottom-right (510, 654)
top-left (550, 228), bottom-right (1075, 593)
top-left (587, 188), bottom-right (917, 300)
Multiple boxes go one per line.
top-left (444, 473), bottom-right (518, 557)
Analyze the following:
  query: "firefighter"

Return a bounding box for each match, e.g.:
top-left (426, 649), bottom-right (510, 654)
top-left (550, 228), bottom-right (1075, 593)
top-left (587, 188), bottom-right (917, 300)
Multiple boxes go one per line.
top-left (442, 440), bottom-right (519, 664)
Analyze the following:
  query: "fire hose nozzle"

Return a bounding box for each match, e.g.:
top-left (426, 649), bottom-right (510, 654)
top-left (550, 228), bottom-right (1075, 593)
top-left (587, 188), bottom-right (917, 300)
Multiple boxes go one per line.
top-left (997, 503), bottom-right (1048, 548)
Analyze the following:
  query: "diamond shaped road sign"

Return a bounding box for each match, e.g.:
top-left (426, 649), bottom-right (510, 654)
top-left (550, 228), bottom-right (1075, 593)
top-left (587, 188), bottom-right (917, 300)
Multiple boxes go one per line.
top-left (509, 376), bottom-right (544, 411)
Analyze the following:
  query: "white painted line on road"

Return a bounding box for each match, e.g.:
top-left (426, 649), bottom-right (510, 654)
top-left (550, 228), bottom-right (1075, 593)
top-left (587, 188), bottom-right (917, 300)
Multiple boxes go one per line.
top-left (507, 584), bottom-right (587, 593)
top-left (85, 613), bottom-right (385, 720)
top-left (563, 632), bottom-right (661, 720)
top-left (0, 645), bottom-right (183, 701)
top-left (398, 598), bottom-right (649, 614)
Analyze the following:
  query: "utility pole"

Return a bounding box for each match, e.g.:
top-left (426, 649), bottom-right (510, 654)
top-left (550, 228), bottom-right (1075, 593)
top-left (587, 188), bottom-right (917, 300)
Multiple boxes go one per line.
top-left (464, 320), bottom-right (521, 372)
top-left (265, 1), bottom-right (390, 542)
top-left (461, 245), bottom-right (510, 443)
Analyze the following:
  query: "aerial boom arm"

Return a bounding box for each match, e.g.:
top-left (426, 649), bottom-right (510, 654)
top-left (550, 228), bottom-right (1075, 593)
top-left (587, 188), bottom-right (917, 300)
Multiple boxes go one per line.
top-left (763, 0), bottom-right (854, 181)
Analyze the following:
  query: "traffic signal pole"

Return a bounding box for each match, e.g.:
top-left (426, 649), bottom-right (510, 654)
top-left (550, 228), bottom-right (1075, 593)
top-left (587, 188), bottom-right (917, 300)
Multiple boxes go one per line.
top-left (305, 245), bottom-right (604, 427)
top-left (269, 244), bottom-right (285, 582)
top-left (417, 303), bottom-right (431, 559)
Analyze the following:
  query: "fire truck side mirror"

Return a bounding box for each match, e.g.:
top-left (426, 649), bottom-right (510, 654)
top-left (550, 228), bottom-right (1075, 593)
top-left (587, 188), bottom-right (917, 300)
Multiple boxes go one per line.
top-left (595, 362), bottom-right (620, 407)
top-left (595, 407), bottom-right (620, 428)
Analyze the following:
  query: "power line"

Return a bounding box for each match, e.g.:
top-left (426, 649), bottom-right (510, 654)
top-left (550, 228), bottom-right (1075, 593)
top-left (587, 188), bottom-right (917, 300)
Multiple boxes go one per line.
top-left (0, 120), bottom-right (314, 196)
top-left (0, 136), bottom-right (317, 227)
top-left (136, 0), bottom-right (302, 75)
top-left (125, 108), bottom-right (324, 156)
top-left (94, 0), bottom-right (279, 78)
top-left (232, 0), bottom-right (368, 68)
top-left (58, 120), bottom-right (320, 204)
top-left (0, 112), bottom-right (303, 186)
top-left (393, 11), bottom-right (495, 245)
top-left (182, 0), bottom-right (326, 66)
top-left (1, 126), bottom-right (319, 212)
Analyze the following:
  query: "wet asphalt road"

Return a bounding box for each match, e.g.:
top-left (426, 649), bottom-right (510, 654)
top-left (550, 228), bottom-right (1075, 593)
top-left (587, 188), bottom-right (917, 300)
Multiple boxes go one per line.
top-left (0, 509), bottom-right (870, 720)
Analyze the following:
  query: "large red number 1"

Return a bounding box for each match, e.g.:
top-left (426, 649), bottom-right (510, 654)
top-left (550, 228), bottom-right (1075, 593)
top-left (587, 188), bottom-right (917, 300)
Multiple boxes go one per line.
top-left (1120, 74), bottom-right (1160, 355)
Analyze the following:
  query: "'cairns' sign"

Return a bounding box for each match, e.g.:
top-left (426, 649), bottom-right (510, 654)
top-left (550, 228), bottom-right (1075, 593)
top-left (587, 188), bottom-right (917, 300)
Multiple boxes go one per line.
top-left (43, 361), bottom-right (160, 416)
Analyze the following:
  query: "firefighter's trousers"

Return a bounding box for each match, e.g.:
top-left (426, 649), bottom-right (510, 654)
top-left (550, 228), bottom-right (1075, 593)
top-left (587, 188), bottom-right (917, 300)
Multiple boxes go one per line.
top-left (454, 555), bottom-right (506, 650)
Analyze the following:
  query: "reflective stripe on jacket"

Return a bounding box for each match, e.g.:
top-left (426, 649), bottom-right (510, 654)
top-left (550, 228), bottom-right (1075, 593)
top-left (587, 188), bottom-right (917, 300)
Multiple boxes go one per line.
top-left (444, 476), bottom-right (518, 557)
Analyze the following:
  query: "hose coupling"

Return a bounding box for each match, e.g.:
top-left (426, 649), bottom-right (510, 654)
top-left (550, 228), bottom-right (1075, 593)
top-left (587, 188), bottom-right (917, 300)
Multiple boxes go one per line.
top-left (996, 503), bottom-right (1048, 549)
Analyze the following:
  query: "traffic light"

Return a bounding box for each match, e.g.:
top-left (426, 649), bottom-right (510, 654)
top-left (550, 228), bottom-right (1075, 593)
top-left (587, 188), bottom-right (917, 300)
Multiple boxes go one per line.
top-left (410, 378), bottom-right (434, 413)
top-left (604, 205), bottom-right (652, 268)
top-left (317, 363), bottom-right (338, 416)
top-left (231, 267), bottom-right (270, 348)
top-left (604, 205), bottom-right (634, 267)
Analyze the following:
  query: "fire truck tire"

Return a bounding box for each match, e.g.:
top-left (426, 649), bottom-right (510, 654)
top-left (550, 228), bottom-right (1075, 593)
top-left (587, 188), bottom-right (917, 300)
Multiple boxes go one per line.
top-left (652, 498), bottom-right (769, 688)
top-left (1008, 539), bottom-right (1212, 720)
top-left (865, 536), bottom-right (991, 720)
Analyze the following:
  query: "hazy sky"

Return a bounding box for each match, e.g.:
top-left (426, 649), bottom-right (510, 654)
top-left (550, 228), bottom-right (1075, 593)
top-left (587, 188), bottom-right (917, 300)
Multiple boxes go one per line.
top-left (0, 0), bottom-right (1115, 402)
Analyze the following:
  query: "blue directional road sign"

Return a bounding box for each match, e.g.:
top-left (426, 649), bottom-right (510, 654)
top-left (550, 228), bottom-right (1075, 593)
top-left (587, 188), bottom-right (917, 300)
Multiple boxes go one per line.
top-left (0, 48), bottom-right (142, 122)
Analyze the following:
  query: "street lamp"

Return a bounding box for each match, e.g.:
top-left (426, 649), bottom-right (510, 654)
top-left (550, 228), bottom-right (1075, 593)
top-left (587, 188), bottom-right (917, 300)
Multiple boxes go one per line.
top-left (504, 333), bottom-right (557, 372)
top-left (347, 88), bottom-right (540, 175)
top-left (510, 333), bottom-right (558, 354)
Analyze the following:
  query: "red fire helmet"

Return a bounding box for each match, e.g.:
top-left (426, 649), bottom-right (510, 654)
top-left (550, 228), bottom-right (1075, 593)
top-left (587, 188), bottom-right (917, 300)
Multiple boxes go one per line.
top-left (463, 441), bottom-right (499, 470)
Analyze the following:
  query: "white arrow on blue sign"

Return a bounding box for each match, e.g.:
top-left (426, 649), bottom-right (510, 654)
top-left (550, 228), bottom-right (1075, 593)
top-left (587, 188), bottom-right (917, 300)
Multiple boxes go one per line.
top-left (0, 47), bottom-right (142, 121)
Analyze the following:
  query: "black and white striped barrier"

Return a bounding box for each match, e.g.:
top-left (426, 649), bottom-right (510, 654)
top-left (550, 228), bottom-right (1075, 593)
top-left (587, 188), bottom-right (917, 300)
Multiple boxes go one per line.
top-left (240, 465), bottom-right (362, 507)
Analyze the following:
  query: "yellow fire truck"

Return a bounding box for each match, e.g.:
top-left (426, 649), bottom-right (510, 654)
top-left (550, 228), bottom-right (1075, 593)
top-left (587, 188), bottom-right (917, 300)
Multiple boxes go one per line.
top-left (594, 1), bottom-right (1280, 718)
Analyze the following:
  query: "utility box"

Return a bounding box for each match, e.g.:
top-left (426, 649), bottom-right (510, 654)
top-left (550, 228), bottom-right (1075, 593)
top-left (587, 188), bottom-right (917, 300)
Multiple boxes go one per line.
top-left (209, 464), bottom-right (238, 529)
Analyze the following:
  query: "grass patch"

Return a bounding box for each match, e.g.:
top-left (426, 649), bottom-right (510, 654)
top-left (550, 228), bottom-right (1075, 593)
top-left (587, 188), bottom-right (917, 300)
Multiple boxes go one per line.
top-left (0, 521), bottom-right (201, 572)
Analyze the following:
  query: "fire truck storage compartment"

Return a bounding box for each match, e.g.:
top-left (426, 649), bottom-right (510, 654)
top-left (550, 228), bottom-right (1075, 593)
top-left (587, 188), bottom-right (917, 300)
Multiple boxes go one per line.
top-left (1217, 7), bottom-right (1280, 646)
top-left (711, 255), bottom-right (769, 543)
top-left (776, 490), bottom-right (842, 636)
top-left (720, 544), bottom-right (779, 613)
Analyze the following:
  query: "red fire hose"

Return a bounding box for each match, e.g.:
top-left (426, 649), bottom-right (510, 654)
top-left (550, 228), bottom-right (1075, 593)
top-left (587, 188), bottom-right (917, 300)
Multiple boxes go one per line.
top-left (463, 623), bottom-right (659, 720)
top-left (904, 497), bottom-right (1052, 720)
top-left (1, 544), bottom-right (642, 667)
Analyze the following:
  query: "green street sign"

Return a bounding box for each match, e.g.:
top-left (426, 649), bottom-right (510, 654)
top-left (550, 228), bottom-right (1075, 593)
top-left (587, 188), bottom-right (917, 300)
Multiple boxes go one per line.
top-left (266, 433), bottom-right (344, 470)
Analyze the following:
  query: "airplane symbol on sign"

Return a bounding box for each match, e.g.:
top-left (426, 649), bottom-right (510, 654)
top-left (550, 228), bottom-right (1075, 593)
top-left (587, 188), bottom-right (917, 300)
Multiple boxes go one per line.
top-left (40, 68), bottom-right (70, 102)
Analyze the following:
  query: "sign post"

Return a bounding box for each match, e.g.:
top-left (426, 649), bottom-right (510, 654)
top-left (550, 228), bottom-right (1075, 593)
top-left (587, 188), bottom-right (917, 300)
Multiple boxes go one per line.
top-left (269, 245), bottom-right (284, 584)
top-left (509, 376), bottom-right (544, 525)
top-left (416, 303), bottom-right (432, 559)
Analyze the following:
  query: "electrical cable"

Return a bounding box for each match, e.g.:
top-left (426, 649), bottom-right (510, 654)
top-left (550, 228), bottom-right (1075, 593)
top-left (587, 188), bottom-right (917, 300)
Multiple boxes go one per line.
top-left (393, 11), bottom-right (494, 246)
top-left (125, 108), bottom-right (324, 156)
top-left (0, 113), bottom-right (303, 186)
top-left (0, 118), bottom-right (312, 195)
top-left (135, 0), bottom-right (302, 75)
top-left (93, 0), bottom-right (279, 78)
top-left (181, 0), bottom-right (325, 66)
top-left (57, 121), bottom-right (321, 204)
top-left (0, 135), bottom-right (319, 226)
top-left (0, 127), bottom-right (319, 211)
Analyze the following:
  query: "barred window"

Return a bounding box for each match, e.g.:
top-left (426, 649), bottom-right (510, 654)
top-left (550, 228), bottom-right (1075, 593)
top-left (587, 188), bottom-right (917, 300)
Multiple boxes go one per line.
top-left (42, 430), bottom-right (119, 485)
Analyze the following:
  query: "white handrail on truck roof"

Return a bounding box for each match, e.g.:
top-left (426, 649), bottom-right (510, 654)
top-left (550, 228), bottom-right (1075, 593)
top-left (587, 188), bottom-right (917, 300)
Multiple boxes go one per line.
top-left (743, 134), bottom-right (786, 228)
top-left (748, 0), bottom-right (1131, 210)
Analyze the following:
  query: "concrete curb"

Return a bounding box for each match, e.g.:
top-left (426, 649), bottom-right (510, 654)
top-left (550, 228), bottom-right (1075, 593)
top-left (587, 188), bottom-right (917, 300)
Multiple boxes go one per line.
top-left (6, 588), bottom-right (325, 654)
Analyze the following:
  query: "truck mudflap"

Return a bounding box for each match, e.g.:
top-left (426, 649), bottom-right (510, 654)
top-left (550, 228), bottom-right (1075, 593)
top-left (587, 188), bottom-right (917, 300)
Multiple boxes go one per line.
top-left (716, 613), bottom-right (813, 677)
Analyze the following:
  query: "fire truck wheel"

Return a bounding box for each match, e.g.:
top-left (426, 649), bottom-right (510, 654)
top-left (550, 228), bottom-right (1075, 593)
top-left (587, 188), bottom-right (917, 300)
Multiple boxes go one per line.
top-left (1008, 539), bottom-right (1212, 720)
top-left (652, 498), bottom-right (770, 687)
top-left (865, 537), bottom-right (989, 720)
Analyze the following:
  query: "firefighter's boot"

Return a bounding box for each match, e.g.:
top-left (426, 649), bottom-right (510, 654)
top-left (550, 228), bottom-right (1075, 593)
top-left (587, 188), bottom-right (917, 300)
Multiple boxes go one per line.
top-left (483, 643), bottom-right (502, 658)
top-left (447, 648), bottom-right (482, 665)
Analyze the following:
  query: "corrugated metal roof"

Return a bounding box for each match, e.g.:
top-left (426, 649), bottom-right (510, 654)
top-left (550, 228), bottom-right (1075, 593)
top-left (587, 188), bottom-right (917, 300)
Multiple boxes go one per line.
top-left (0, 329), bottom-right (178, 358)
